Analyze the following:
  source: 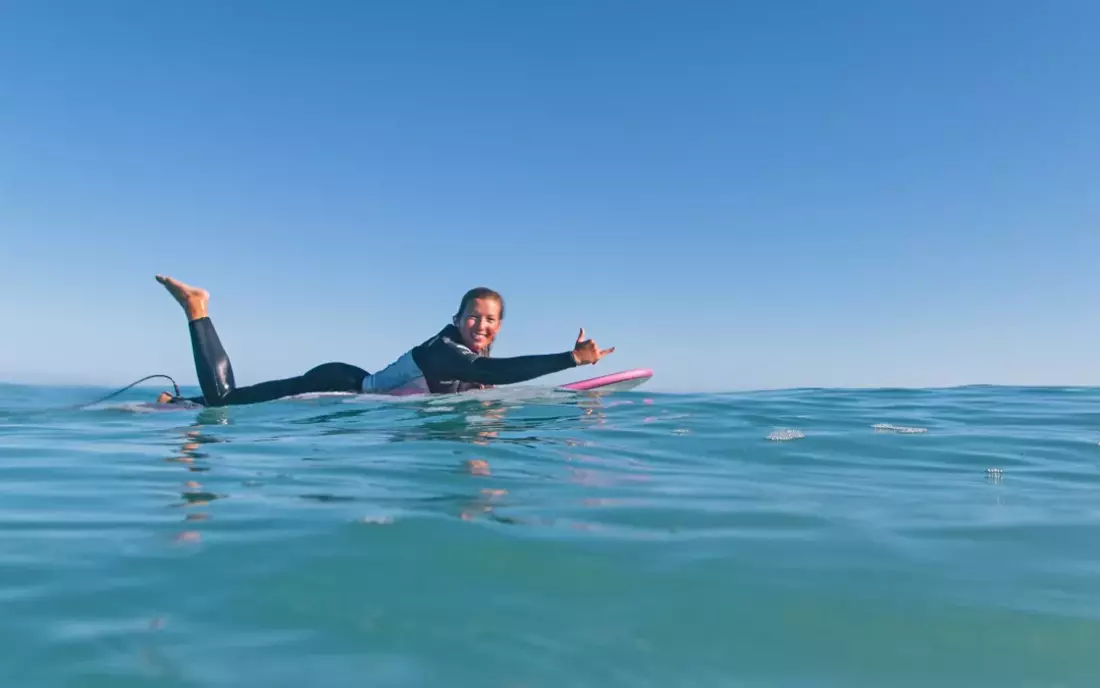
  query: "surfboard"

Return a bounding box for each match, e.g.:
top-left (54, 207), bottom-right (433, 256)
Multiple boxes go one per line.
top-left (119, 368), bottom-right (654, 411)
top-left (557, 368), bottom-right (653, 393)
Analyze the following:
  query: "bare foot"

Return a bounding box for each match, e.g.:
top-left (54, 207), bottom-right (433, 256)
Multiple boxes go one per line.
top-left (156, 392), bottom-right (173, 404)
top-left (155, 275), bottom-right (209, 321)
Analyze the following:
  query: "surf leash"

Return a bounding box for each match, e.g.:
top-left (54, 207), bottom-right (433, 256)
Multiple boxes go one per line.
top-left (70, 374), bottom-right (182, 410)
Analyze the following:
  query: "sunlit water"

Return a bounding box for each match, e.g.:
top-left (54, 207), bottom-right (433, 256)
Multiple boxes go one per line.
top-left (2, 382), bottom-right (1100, 687)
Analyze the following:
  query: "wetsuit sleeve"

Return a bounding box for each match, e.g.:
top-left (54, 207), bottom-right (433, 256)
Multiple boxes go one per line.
top-left (414, 334), bottom-right (578, 386)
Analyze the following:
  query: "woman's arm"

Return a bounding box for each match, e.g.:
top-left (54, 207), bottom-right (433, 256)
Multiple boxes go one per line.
top-left (414, 332), bottom-right (579, 385)
top-left (414, 327), bottom-right (615, 387)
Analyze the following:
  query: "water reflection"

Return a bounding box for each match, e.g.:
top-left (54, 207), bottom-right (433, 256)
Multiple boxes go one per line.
top-left (162, 422), bottom-right (228, 544)
top-left (154, 391), bottom-right (649, 531)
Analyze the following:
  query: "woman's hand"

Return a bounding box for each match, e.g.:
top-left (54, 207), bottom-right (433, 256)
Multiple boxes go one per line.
top-left (572, 328), bottom-right (615, 365)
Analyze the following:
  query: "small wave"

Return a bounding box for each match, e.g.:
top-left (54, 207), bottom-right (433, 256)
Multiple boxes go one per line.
top-left (767, 429), bottom-right (805, 441)
top-left (872, 423), bottom-right (928, 434)
top-left (286, 392), bottom-right (357, 400)
top-left (357, 513), bottom-right (396, 526)
top-left (91, 401), bottom-right (197, 414)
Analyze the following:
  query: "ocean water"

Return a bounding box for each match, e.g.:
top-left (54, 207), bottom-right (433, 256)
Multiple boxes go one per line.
top-left (2, 382), bottom-right (1100, 687)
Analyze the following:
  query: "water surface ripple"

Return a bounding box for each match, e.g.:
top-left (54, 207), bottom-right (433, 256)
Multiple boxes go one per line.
top-left (2, 383), bottom-right (1099, 686)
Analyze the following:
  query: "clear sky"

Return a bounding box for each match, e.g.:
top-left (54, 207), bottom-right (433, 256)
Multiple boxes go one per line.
top-left (1, 0), bottom-right (1097, 393)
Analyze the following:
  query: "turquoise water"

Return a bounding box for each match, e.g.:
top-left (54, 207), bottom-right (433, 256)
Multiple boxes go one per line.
top-left (2, 382), bottom-right (1100, 687)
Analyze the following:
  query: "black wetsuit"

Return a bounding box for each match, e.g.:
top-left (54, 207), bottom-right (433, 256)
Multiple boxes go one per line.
top-left (175, 316), bottom-right (578, 407)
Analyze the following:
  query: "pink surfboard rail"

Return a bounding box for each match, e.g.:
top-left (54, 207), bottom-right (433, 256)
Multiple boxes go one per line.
top-left (558, 368), bottom-right (653, 392)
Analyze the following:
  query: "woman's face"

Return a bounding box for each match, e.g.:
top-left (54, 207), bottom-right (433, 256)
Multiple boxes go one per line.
top-left (456, 297), bottom-right (502, 352)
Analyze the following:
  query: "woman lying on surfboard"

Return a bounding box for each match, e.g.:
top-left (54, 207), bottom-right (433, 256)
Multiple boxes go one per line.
top-left (153, 275), bottom-right (615, 407)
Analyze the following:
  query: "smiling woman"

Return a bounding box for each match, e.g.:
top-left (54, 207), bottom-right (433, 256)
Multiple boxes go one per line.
top-left (452, 286), bottom-right (505, 354)
top-left (153, 275), bottom-right (616, 407)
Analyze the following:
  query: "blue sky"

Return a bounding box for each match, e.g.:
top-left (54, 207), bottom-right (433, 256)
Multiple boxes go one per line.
top-left (1, 0), bottom-right (1097, 392)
